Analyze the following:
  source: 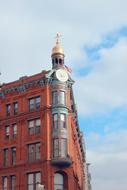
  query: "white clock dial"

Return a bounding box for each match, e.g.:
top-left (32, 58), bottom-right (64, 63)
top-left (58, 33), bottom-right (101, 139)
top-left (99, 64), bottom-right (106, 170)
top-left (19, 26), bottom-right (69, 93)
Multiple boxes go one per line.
top-left (56, 69), bottom-right (68, 82)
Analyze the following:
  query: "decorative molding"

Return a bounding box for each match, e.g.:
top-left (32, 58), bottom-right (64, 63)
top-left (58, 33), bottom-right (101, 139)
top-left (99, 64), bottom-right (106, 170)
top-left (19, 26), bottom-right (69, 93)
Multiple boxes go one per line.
top-left (0, 69), bottom-right (74, 98)
top-left (0, 78), bottom-right (45, 98)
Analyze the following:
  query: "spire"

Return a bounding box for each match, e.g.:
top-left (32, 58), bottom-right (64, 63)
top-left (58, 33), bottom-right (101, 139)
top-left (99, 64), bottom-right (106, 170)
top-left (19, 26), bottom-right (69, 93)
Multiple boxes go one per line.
top-left (56, 33), bottom-right (61, 44)
top-left (51, 33), bottom-right (65, 69)
top-left (52, 33), bottom-right (64, 55)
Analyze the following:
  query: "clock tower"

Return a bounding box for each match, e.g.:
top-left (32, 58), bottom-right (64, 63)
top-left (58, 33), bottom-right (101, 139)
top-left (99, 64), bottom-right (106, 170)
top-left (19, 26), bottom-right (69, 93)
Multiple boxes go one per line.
top-left (47, 34), bottom-right (85, 189)
top-left (0, 34), bottom-right (86, 190)
top-left (48, 33), bottom-right (73, 167)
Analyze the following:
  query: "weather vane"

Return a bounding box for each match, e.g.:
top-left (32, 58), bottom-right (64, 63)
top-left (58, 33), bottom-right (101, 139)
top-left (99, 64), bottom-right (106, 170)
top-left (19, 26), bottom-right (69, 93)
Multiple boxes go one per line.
top-left (55, 32), bottom-right (62, 44)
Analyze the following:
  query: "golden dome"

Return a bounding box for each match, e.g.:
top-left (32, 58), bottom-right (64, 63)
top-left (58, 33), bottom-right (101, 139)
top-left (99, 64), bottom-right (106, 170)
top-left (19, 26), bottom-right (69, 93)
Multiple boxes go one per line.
top-left (52, 33), bottom-right (64, 55)
top-left (52, 43), bottom-right (64, 55)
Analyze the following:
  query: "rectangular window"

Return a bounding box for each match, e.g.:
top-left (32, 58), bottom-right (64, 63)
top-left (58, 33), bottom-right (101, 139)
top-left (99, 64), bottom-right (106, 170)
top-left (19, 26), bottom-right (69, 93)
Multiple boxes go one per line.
top-left (10, 175), bottom-right (16, 190)
top-left (27, 172), bottom-right (41, 190)
top-left (60, 113), bottom-right (66, 128)
top-left (35, 119), bottom-right (41, 134)
top-left (12, 124), bottom-right (17, 139)
top-left (28, 173), bottom-right (34, 190)
top-left (12, 147), bottom-right (16, 165)
top-left (28, 143), bottom-right (41, 162)
top-left (61, 139), bottom-right (67, 157)
top-left (29, 98), bottom-right (34, 111)
top-left (28, 120), bottom-right (34, 135)
top-left (35, 143), bottom-right (41, 160)
top-left (53, 114), bottom-right (58, 129)
top-left (4, 149), bottom-right (9, 166)
top-left (2, 176), bottom-right (7, 190)
top-left (13, 102), bottom-right (18, 115)
top-left (5, 126), bottom-right (10, 139)
top-left (28, 118), bottom-right (41, 135)
top-left (53, 114), bottom-right (66, 129)
top-left (53, 139), bottom-right (67, 158)
top-left (35, 97), bottom-right (41, 109)
top-left (6, 104), bottom-right (11, 116)
top-left (29, 96), bottom-right (41, 111)
top-left (53, 139), bottom-right (59, 157)
top-left (28, 144), bottom-right (34, 162)
top-left (59, 91), bottom-right (65, 104)
top-left (52, 91), bottom-right (58, 104)
top-left (52, 91), bottom-right (65, 105)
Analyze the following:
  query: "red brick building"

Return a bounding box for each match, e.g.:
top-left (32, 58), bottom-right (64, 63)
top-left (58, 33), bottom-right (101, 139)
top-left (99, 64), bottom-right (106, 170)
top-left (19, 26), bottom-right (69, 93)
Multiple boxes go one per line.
top-left (0, 35), bottom-right (86, 190)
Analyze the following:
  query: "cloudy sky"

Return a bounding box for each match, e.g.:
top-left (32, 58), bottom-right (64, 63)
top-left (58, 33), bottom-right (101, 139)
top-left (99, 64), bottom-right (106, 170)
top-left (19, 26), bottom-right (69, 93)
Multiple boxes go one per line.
top-left (0, 0), bottom-right (127, 189)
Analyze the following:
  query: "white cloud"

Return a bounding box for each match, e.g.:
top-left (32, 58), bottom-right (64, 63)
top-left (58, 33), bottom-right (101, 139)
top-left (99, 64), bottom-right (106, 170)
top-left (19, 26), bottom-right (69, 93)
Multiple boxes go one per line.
top-left (0, 0), bottom-right (127, 82)
top-left (0, 1), bottom-right (127, 190)
top-left (86, 129), bottom-right (127, 190)
top-left (75, 37), bottom-right (127, 115)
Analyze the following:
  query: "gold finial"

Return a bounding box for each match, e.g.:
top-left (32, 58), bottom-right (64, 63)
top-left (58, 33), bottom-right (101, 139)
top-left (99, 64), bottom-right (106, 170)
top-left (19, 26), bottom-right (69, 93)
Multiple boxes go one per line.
top-left (52, 33), bottom-right (64, 55)
top-left (55, 33), bottom-right (61, 44)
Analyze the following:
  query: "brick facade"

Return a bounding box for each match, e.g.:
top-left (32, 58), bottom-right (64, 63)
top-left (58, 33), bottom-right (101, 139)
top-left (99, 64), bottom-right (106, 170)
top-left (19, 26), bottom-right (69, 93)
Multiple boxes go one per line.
top-left (0, 41), bottom-right (86, 190)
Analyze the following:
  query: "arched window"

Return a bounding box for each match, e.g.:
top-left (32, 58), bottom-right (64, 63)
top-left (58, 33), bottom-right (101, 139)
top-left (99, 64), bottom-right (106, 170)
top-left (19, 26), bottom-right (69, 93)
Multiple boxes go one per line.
top-left (54, 173), bottom-right (64, 190)
top-left (55, 58), bottom-right (58, 64)
top-left (59, 59), bottom-right (62, 65)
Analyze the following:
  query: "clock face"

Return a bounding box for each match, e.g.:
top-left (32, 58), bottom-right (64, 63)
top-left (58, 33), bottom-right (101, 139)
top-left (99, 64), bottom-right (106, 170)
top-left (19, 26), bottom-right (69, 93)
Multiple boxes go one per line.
top-left (56, 69), bottom-right (68, 82)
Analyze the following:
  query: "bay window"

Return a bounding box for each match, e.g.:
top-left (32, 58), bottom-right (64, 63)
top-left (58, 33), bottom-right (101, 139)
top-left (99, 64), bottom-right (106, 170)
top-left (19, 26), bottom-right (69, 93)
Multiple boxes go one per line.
top-left (53, 113), bottom-right (66, 129)
top-left (60, 113), bottom-right (66, 128)
top-left (53, 138), bottom-right (67, 158)
top-left (52, 91), bottom-right (65, 105)
top-left (53, 114), bottom-right (58, 129)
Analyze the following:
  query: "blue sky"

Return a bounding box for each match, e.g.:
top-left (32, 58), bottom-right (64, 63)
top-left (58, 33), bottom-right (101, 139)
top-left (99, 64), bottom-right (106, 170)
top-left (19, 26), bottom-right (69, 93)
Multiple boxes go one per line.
top-left (85, 26), bottom-right (127, 60)
top-left (0, 0), bottom-right (127, 190)
top-left (77, 27), bottom-right (127, 140)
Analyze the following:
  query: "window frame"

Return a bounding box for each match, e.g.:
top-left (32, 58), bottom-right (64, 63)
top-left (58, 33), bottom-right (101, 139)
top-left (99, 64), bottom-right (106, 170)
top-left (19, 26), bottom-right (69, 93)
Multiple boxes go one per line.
top-left (5, 126), bottom-right (10, 139)
top-left (53, 114), bottom-right (58, 129)
top-left (27, 172), bottom-right (41, 190)
top-left (12, 124), bottom-right (17, 139)
top-left (2, 176), bottom-right (7, 190)
top-left (28, 118), bottom-right (41, 135)
top-left (53, 113), bottom-right (67, 129)
top-left (6, 104), bottom-right (11, 116)
top-left (52, 90), bottom-right (65, 105)
top-left (53, 138), bottom-right (67, 158)
top-left (11, 147), bottom-right (16, 166)
top-left (54, 173), bottom-right (64, 190)
top-left (29, 96), bottom-right (41, 111)
top-left (13, 102), bottom-right (18, 115)
top-left (28, 143), bottom-right (41, 162)
top-left (10, 175), bottom-right (16, 190)
top-left (4, 149), bottom-right (9, 167)
top-left (60, 113), bottom-right (66, 128)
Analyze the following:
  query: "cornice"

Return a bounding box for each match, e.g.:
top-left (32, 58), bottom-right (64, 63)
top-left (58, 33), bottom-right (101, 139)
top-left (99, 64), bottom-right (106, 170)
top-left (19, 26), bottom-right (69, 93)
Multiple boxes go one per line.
top-left (0, 78), bottom-right (45, 98)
